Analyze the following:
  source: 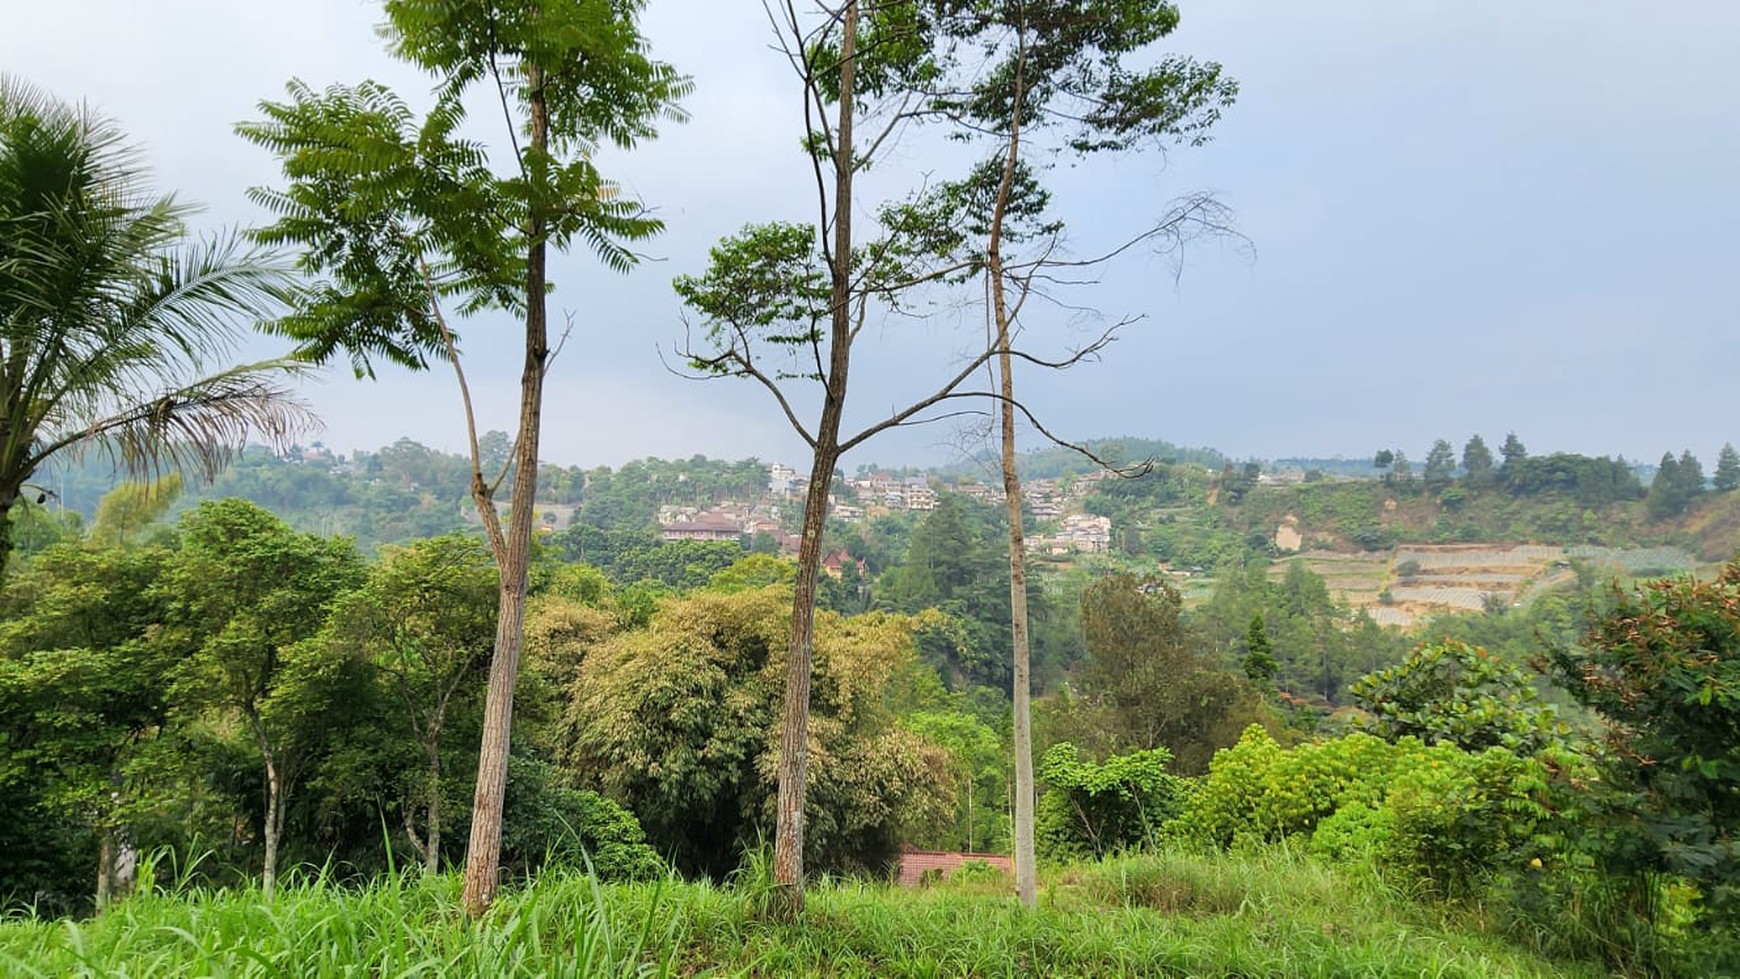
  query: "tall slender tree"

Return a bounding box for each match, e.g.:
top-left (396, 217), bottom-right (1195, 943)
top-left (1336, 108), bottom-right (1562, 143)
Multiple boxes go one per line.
top-left (1715, 442), bottom-right (1740, 493)
top-left (239, 0), bottom-right (687, 916)
top-left (1461, 434), bottom-right (1496, 488)
top-left (0, 76), bottom-right (312, 574)
top-left (912, 0), bottom-right (1234, 906)
top-left (675, 1), bottom-right (1132, 911)
top-left (161, 500), bottom-right (364, 895)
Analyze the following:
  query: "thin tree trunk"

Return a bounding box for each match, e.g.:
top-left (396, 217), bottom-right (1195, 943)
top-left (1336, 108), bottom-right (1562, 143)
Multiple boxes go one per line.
top-left (998, 340), bottom-right (1037, 907)
top-left (771, 444), bottom-right (838, 915)
top-left (0, 490), bottom-right (19, 579)
top-left (425, 740), bottom-right (442, 874)
top-left (984, 21), bottom-right (1039, 910)
top-left (770, 0), bottom-right (859, 920)
top-left (95, 828), bottom-right (113, 912)
top-left (461, 63), bottom-right (550, 920)
top-left (262, 750), bottom-right (281, 896)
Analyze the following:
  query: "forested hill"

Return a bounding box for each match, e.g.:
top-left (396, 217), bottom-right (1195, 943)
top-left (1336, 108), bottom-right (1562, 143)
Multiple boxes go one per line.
top-left (29, 434), bottom-right (1740, 563)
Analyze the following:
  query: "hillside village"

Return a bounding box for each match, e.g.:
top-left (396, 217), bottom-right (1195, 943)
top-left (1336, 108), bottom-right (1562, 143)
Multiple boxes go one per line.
top-left (655, 463), bottom-right (1117, 557)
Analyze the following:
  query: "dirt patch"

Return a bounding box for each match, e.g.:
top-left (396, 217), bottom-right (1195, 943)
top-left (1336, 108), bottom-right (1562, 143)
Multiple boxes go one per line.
top-left (1274, 514), bottom-right (1303, 553)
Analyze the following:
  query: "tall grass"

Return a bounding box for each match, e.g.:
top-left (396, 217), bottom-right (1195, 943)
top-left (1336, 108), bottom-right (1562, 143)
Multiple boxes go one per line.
top-left (0, 849), bottom-right (1606, 978)
top-left (0, 863), bottom-right (679, 978)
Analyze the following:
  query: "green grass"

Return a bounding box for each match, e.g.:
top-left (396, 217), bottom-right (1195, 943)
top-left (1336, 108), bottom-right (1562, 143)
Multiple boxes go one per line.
top-left (0, 850), bottom-right (1604, 978)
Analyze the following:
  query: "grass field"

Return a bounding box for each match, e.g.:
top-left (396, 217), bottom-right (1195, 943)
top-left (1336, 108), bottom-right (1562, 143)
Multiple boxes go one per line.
top-left (0, 850), bottom-right (1605, 978)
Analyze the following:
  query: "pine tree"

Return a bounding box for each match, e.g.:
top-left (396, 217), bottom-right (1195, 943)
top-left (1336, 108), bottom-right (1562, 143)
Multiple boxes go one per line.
top-left (1243, 614), bottom-right (1277, 685)
top-left (1500, 433), bottom-right (1527, 471)
top-left (1461, 434), bottom-right (1496, 488)
top-left (1715, 443), bottom-right (1740, 493)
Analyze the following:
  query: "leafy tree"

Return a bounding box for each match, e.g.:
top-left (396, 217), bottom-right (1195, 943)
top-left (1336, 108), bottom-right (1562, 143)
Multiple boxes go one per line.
top-left (1717, 442), bottom-right (1740, 493)
top-left (1350, 639), bottom-right (1567, 755)
top-left (1035, 742), bottom-right (1187, 858)
top-left (1500, 432), bottom-right (1527, 471)
top-left (1069, 573), bottom-right (1270, 773)
top-left (499, 757), bottom-right (664, 882)
top-left (1422, 439), bottom-right (1456, 493)
top-left (158, 500), bottom-right (364, 893)
top-left (89, 475), bottom-right (183, 546)
top-left (1646, 449), bottom-right (1704, 519)
top-left (240, 1), bottom-right (688, 916)
top-left (562, 586), bottom-right (953, 879)
top-left (0, 76), bottom-right (311, 573)
top-left (882, 496), bottom-right (1025, 689)
top-left (670, 1), bottom-right (1175, 907)
top-left (1544, 562), bottom-right (1740, 927)
top-left (912, 0), bottom-right (1236, 900)
top-left (321, 533), bottom-right (496, 872)
top-left (904, 708), bottom-right (1007, 853)
top-left (1461, 434), bottom-right (1496, 488)
top-left (1242, 614), bottom-right (1277, 685)
top-left (1390, 450), bottom-right (1413, 487)
top-left (0, 538), bottom-right (175, 911)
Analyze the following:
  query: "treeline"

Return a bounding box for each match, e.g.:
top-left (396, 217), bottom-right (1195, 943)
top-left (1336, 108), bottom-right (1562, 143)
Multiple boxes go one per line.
top-left (0, 480), bottom-right (1427, 915)
top-left (40, 441), bottom-right (779, 551)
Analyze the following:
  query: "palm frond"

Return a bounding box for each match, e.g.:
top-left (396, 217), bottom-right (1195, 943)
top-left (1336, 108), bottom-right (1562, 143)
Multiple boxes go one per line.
top-left (36, 359), bottom-right (320, 481)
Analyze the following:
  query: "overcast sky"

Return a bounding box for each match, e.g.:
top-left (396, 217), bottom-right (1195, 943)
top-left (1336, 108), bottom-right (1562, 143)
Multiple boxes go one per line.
top-left (5, 1), bottom-right (1736, 470)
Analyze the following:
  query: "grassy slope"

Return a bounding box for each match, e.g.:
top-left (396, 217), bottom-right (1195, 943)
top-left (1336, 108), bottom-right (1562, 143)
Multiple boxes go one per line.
top-left (0, 851), bottom-right (1600, 978)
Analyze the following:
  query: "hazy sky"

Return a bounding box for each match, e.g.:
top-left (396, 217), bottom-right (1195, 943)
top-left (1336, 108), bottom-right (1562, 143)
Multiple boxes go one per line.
top-left (5, 1), bottom-right (1736, 470)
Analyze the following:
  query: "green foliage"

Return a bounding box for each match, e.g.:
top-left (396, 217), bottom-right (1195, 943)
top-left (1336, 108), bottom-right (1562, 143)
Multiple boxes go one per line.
top-left (1423, 439), bottom-right (1457, 493)
top-left (1504, 452), bottom-right (1642, 506)
top-left (903, 709), bottom-right (1007, 853)
top-left (238, 4), bottom-right (687, 376)
top-left (500, 757), bottom-right (664, 883)
top-left (882, 495), bottom-right (1056, 690)
top-left (562, 586), bottom-right (953, 878)
top-left (1061, 572), bottom-right (1272, 772)
top-left (1036, 743), bottom-right (1188, 858)
top-left (1544, 561), bottom-right (1740, 925)
top-left (1241, 614), bottom-right (1277, 684)
top-left (1169, 726), bottom-right (1567, 895)
top-left (1716, 443), bottom-right (1740, 493)
top-left (0, 76), bottom-right (310, 571)
top-left (1645, 449), bottom-right (1706, 519)
top-left (1463, 434), bottom-right (1497, 488)
top-left (0, 539), bottom-right (177, 913)
top-left (90, 476), bottom-right (183, 546)
top-left (0, 852), bottom-right (1605, 978)
top-left (1351, 639), bottom-right (1569, 755)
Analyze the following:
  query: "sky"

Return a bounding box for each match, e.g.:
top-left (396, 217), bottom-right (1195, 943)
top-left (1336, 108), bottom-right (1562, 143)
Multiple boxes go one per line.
top-left (5, 1), bottom-right (1737, 471)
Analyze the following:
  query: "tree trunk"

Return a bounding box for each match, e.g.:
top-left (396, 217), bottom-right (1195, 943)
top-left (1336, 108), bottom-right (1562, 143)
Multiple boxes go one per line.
top-left (425, 740), bottom-right (442, 875)
top-left (771, 443), bottom-right (839, 916)
top-left (769, 0), bottom-right (859, 919)
top-left (988, 26), bottom-right (1038, 910)
top-left (95, 828), bottom-right (113, 912)
top-left (262, 750), bottom-right (282, 896)
top-left (461, 63), bottom-right (550, 920)
top-left (998, 343), bottom-right (1037, 908)
top-left (0, 489), bottom-right (19, 580)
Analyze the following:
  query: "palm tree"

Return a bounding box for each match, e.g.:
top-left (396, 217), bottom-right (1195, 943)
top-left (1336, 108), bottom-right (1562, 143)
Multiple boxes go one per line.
top-left (0, 76), bottom-right (313, 570)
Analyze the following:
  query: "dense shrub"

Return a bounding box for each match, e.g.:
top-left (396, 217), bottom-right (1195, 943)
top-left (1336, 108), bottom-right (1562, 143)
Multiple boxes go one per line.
top-left (1351, 639), bottom-right (1569, 755)
top-left (1036, 743), bottom-right (1190, 858)
top-left (1168, 726), bottom-right (1570, 894)
top-left (1544, 561), bottom-right (1740, 936)
top-left (501, 758), bottom-right (665, 882)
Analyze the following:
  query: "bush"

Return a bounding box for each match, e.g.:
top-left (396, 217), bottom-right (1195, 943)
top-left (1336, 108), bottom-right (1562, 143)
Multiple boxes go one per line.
top-left (1351, 639), bottom-right (1568, 755)
top-left (1036, 743), bottom-right (1190, 858)
top-left (501, 758), bottom-right (665, 882)
top-left (1544, 561), bottom-right (1740, 930)
top-left (1168, 726), bottom-right (1569, 894)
